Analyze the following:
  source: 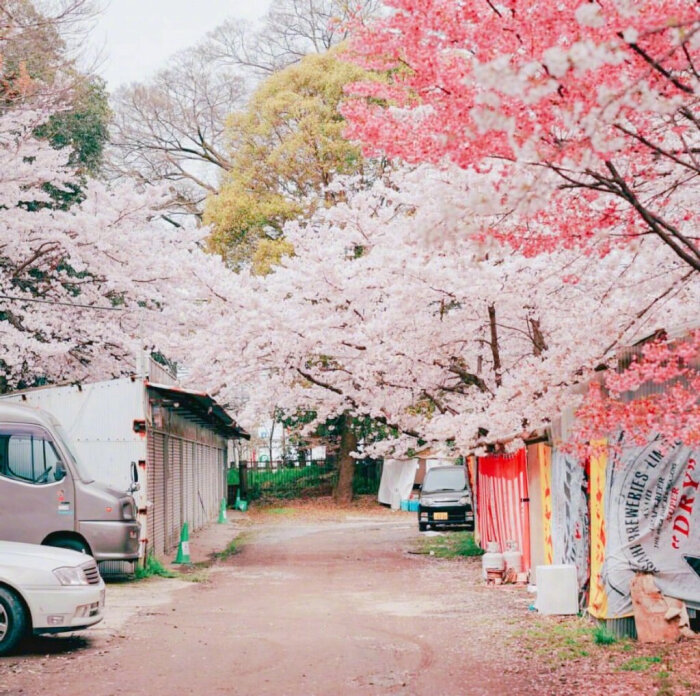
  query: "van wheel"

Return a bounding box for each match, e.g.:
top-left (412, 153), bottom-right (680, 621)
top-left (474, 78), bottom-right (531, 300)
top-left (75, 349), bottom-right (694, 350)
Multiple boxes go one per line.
top-left (418, 522), bottom-right (428, 532)
top-left (0, 587), bottom-right (28, 656)
top-left (46, 538), bottom-right (90, 555)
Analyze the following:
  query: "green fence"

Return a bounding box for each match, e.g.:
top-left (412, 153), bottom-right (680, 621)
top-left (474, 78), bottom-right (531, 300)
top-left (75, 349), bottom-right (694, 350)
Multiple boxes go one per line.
top-left (238, 460), bottom-right (382, 501)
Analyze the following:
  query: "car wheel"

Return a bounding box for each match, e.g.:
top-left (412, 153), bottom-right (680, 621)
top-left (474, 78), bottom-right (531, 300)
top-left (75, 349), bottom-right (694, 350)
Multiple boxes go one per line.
top-left (418, 522), bottom-right (427, 532)
top-left (45, 538), bottom-right (90, 555)
top-left (0, 587), bottom-right (28, 656)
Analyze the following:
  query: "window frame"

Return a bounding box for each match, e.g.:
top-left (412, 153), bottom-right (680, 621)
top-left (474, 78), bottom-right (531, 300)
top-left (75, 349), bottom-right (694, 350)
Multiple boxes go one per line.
top-left (0, 424), bottom-right (65, 486)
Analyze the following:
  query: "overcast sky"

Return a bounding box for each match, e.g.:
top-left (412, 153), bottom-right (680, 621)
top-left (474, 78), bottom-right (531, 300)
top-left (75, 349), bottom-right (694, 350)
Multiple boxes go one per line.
top-left (91, 0), bottom-right (271, 89)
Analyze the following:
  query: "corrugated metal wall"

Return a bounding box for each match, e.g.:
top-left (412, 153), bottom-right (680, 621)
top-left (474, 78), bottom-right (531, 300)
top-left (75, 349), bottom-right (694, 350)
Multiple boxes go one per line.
top-left (146, 414), bottom-right (227, 559)
top-left (147, 432), bottom-right (167, 558)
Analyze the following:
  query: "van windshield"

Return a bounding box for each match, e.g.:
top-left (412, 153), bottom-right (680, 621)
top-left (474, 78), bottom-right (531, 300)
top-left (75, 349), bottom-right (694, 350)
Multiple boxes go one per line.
top-left (53, 423), bottom-right (94, 483)
top-left (422, 467), bottom-right (466, 493)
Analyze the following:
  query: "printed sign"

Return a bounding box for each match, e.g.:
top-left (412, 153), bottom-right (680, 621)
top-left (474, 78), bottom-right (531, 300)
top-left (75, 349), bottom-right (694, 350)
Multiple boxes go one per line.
top-left (602, 437), bottom-right (700, 617)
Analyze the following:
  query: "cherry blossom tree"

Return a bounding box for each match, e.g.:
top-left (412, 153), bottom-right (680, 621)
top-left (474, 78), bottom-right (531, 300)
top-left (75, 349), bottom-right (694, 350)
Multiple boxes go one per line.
top-left (573, 330), bottom-right (700, 451)
top-left (165, 166), bottom-right (698, 461)
top-left (0, 98), bottom-right (216, 391)
top-left (334, 0), bottom-right (700, 448)
top-left (342, 0), bottom-right (700, 271)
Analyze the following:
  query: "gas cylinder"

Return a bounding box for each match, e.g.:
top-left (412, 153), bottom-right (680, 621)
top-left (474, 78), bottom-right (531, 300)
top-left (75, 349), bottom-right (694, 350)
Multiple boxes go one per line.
top-left (481, 541), bottom-right (504, 579)
top-left (503, 540), bottom-right (523, 573)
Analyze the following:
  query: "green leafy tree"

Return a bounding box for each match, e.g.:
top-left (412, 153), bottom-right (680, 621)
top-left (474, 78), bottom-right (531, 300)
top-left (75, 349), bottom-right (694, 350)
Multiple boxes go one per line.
top-left (204, 47), bottom-right (376, 274)
top-left (35, 75), bottom-right (111, 175)
top-left (2, 1), bottom-right (111, 177)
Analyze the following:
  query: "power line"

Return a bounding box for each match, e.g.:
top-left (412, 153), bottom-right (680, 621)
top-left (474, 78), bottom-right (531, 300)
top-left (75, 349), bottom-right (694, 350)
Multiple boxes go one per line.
top-left (0, 294), bottom-right (127, 312)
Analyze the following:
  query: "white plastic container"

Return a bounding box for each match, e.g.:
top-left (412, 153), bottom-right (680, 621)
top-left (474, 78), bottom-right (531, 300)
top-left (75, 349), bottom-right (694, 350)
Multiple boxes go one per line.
top-left (535, 564), bottom-right (579, 615)
top-left (481, 541), bottom-right (504, 578)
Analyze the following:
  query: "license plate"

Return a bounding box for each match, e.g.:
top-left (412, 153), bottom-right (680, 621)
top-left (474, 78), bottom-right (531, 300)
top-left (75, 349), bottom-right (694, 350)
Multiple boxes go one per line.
top-left (434, 512), bottom-right (448, 520)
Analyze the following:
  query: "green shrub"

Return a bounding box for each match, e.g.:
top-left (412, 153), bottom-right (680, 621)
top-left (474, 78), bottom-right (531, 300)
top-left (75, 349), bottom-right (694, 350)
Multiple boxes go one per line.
top-left (248, 465), bottom-right (337, 500)
top-left (455, 533), bottom-right (486, 557)
top-left (134, 554), bottom-right (178, 580)
top-left (592, 625), bottom-right (618, 645)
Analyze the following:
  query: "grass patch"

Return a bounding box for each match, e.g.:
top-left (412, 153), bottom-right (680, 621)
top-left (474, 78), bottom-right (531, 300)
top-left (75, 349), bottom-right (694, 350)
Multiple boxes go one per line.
top-left (267, 507), bottom-right (295, 516)
top-left (214, 534), bottom-right (246, 561)
top-left (134, 554), bottom-right (179, 580)
top-left (414, 531), bottom-right (485, 558)
top-left (592, 625), bottom-right (618, 645)
top-left (513, 619), bottom-right (603, 663)
top-left (178, 567), bottom-right (210, 583)
top-left (619, 656), bottom-right (662, 672)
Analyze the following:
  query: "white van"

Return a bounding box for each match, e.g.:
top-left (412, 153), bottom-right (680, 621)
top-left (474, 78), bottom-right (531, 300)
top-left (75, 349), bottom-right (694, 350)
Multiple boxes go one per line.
top-left (0, 403), bottom-right (140, 561)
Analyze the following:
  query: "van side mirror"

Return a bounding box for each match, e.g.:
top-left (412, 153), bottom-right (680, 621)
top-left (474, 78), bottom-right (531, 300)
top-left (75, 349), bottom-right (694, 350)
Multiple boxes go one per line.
top-left (129, 461), bottom-right (140, 492)
top-left (55, 463), bottom-right (66, 482)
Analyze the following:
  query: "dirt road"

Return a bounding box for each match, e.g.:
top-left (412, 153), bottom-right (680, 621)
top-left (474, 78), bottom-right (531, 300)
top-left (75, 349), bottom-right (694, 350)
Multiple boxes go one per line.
top-left (1, 509), bottom-right (697, 695)
top-left (0, 515), bottom-right (532, 696)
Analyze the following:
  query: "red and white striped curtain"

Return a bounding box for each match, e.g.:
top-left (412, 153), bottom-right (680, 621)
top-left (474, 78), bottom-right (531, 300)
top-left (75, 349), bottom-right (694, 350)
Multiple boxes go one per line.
top-left (477, 449), bottom-right (531, 570)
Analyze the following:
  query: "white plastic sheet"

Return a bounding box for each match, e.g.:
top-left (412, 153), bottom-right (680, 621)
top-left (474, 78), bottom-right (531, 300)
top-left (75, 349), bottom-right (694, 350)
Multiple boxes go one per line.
top-left (378, 459), bottom-right (418, 505)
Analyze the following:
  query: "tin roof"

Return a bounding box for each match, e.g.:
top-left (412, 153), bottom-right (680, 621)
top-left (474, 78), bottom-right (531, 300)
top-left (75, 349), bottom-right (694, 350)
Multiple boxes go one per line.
top-left (146, 382), bottom-right (250, 440)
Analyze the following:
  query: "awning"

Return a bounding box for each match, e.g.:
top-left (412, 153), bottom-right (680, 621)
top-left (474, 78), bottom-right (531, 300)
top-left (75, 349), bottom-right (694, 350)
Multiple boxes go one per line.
top-left (146, 382), bottom-right (250, 440)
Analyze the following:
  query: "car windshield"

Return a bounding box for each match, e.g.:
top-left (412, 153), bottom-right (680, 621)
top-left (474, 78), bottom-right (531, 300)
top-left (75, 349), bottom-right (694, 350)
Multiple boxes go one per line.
top-left (422, 467), bottom-right (466, 493)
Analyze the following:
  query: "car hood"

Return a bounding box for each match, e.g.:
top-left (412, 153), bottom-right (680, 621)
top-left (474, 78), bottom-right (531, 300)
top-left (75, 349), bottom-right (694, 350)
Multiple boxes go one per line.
top-left (0, 541), bottom-right (88, 568)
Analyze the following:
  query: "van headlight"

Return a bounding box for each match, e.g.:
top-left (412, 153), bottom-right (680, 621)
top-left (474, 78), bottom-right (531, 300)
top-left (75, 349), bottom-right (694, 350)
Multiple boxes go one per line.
top-left (121, 499), bottom-right (135, 520)
top-left (53, 566), bottom-right (89, 586)
top-left (459, 496), bottom-right (471, 506)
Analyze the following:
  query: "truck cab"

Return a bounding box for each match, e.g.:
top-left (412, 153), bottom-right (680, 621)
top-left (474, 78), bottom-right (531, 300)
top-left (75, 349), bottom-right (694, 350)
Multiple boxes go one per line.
top-left (0, 403), bottom-right (140, 561)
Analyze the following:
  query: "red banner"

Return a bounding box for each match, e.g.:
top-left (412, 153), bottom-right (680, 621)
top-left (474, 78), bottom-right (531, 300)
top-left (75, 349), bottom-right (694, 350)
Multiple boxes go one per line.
top-left (477, 449), bottom-right (531, 570)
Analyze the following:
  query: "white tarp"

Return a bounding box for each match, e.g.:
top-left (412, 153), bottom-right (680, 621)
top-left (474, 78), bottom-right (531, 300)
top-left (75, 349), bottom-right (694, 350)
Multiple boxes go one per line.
top-left (603, 437), bottom-right (700, 616)
top-left (378, 459), bottom-right (418, 505)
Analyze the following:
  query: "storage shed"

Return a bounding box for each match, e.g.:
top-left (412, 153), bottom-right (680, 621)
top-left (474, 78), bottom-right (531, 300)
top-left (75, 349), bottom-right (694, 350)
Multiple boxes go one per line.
top-left (0, 358), bottom-right (248, 564)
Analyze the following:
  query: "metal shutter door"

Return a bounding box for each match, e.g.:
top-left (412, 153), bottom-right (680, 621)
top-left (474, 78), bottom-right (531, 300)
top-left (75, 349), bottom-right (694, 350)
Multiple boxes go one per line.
top-left (163, 435), bottom-right (174, 553)
top-left (194, 443), bottom-right (202, 530)
top-left (207, 445), bottom-right (216, 522)
top-left (183, 441), bottom-right (194, 529)
top-left (170, 437), bottom-right (183, 551)
top-left (147, 432), bottom-right (167, 558)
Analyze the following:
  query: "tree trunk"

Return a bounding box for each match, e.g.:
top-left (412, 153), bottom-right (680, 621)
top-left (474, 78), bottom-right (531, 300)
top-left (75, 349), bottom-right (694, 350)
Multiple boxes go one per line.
top-left (333, 413), bottom-right (357, 505)
top-left (529, 317), bottom-right (548, 356)
top-left (488, 304), bottom-right (502, 387)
